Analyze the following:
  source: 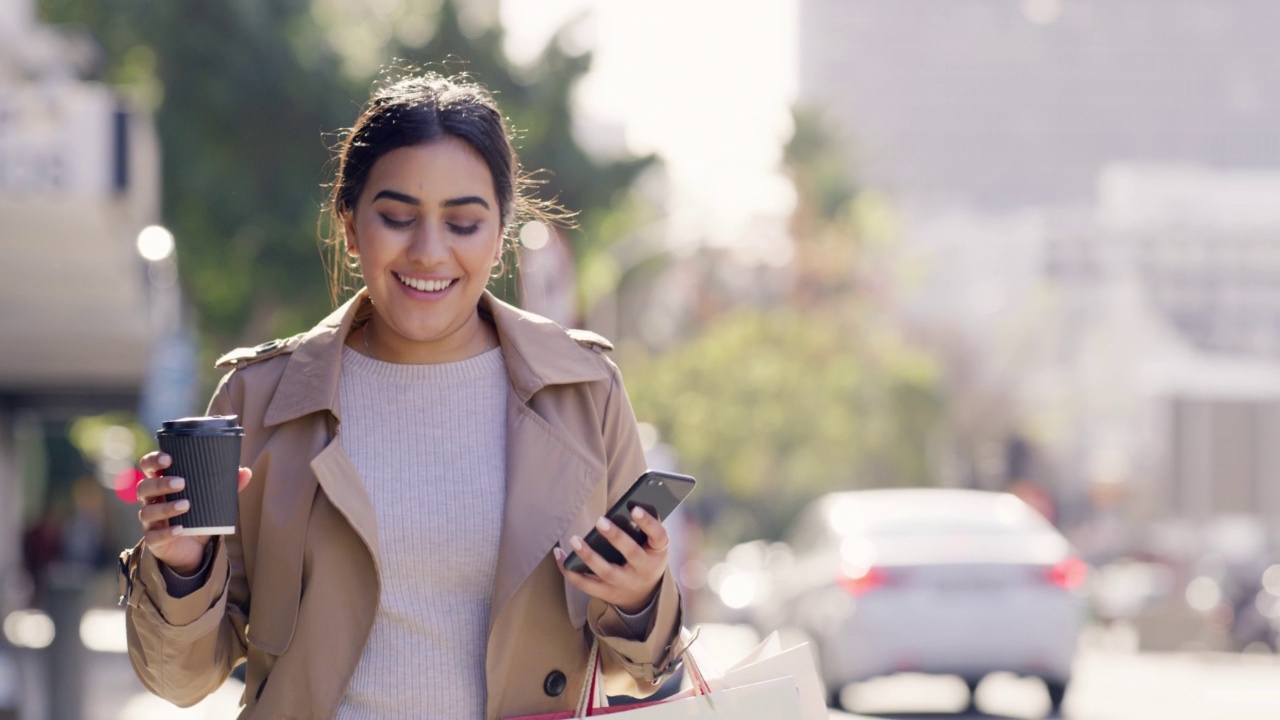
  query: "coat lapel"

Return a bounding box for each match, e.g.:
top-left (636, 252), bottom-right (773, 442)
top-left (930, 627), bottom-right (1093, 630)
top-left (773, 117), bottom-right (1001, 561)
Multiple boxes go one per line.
top-left (483, 292), bottom-right (614, 631)
top-left (489, 395), bottom-right (604, 631)
top-left (257, 291), bottom-right (384, 582)
top-left (310, 433), bottom-right (381, 577)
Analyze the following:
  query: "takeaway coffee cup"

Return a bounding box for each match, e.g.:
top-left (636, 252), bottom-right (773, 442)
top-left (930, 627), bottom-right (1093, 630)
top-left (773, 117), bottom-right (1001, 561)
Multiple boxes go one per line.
top-left (156, 416), bottom-right (244, 535)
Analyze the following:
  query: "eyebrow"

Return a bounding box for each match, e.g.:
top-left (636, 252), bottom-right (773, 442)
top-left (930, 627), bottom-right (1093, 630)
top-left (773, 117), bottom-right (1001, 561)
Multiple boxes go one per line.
top-left (371, 189), bottom-right (490, 210)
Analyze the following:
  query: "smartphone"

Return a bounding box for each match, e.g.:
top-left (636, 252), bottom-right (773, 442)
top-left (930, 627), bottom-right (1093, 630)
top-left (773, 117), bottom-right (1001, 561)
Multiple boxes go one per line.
top-left (563, 470), bottom-right (696, 574)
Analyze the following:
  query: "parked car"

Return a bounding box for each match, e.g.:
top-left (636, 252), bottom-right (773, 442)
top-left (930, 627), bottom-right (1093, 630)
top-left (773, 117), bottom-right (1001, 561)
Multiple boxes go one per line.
top-left (756, 488), bottom-right (1087, 715)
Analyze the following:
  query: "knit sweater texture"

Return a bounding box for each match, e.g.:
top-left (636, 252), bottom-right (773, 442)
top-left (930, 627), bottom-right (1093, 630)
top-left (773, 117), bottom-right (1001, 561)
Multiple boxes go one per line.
top-left (334, 345), bottom-right (508, 720)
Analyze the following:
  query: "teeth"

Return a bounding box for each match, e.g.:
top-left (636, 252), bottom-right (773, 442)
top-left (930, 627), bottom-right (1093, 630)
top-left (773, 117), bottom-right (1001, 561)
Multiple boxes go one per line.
top-left (397, 274), bottom-right (452, 292)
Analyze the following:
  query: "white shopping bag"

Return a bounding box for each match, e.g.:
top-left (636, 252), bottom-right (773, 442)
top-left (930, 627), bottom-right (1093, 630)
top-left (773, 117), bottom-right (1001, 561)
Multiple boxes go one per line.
top-left (506, 630), bottom-right (809, 719)
top-left (587, 676), bottom-right (803, 719)
top-left (695, 631), bottom-right (827, 720)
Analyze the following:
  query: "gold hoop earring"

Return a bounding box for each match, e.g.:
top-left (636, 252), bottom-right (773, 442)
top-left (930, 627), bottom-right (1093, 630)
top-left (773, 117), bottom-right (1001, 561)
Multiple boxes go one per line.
top-left (489, 255), bottom-right (506, 279)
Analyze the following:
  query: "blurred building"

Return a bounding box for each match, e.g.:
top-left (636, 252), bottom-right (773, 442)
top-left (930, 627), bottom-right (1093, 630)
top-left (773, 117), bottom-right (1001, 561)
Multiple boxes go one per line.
top-left (799, 0), bottom-right (1280, 209)
top-left (1093, 165), bottom-right (1280, 357)
top-left (1, 0), bottom-right (167, 636)
top-left (1058, 166), bottom-right (1280, 526)
top-left (798, 0), bottom-right (1280, 551)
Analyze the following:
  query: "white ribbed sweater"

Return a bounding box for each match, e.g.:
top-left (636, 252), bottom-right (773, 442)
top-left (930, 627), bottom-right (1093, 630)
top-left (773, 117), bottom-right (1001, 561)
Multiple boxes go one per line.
top-left (334, 345), bottom-right (508, 720)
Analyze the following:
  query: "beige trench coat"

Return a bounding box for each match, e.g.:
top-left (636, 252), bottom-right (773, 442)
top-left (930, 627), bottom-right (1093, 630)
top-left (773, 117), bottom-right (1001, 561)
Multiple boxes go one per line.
top-left (119, 290), bottom-right (685, 719)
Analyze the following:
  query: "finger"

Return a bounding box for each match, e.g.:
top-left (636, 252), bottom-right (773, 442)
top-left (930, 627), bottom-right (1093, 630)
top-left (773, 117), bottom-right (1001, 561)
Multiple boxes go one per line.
top-left (630, 507), bottom-right (670, 552)
top-left (556, 547), bottom-right (614, 594)
top-left (237, 467), bottom-right (253, 493)
top-left (138, 498), bottom-right (190, 526)
top-left (136, 475), bottom-right (185, 505)
top-left (568, 535), bottom-right (623, 582)
top-left (553, 546), bottom-right (579, 577)
top-left (139, 452), bottom-right (172, 478)
top-left (593, 517), bottom-right (646, 566)
top-left (143, 523), bottom-right (186, 548)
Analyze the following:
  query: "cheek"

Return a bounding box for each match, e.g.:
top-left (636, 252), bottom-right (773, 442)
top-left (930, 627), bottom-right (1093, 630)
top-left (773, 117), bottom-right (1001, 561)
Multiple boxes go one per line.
top-left (351, 219), bottom-right (393, 256)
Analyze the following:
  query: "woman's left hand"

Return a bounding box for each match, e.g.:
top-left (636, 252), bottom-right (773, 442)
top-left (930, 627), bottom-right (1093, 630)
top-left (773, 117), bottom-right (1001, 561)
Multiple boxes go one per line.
top-left (554, 506), bottom-right (670, 614)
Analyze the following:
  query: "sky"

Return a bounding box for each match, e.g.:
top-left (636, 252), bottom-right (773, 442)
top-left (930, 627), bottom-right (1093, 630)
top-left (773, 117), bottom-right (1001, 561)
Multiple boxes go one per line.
top-left (500, 0), bottom-right (799, 251)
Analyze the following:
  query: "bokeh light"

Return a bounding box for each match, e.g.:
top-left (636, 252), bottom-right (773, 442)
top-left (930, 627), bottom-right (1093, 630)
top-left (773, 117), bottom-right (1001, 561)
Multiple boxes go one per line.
top-left (114, 467), bottom-right (145, 504)
top-left (136, 225), bottom-right (175, 262)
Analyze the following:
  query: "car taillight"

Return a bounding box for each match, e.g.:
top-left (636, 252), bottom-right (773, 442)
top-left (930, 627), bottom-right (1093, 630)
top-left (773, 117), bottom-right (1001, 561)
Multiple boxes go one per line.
top-left (1045, 556), bottom-right (1088, 590)
top-left (838, 566), bottom-right (888, 596)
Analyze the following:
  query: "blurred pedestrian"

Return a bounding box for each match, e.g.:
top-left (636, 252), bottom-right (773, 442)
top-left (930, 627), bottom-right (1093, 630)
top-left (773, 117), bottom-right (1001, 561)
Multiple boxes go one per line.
top-left (62, 476), bottom-right (111, 571)
top-left (118, 71), bottom-right (685, 720)
top-left (20, 498), bottom-right (63, 606)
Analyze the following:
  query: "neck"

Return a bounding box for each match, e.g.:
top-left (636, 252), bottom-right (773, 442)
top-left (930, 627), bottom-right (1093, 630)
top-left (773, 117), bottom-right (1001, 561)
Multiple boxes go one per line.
top-left (360, 315), bottom-right (496, 365)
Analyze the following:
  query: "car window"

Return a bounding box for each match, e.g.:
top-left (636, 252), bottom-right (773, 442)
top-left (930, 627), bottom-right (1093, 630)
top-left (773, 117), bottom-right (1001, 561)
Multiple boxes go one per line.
top-left (826, 492), bottom-right (1053, 539)
top-left (868, 517), bottom-right (1039, 537)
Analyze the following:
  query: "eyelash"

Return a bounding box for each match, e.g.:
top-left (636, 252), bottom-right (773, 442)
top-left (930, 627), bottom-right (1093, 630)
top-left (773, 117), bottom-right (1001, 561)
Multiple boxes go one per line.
top-left (379, 215), bottom-right (479, 235)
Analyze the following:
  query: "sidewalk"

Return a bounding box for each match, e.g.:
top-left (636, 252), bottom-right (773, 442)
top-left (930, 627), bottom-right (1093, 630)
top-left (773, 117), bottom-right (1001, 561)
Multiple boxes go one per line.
top-left (18, 634), bottom-right (243, 720)
top-left (10, 569), bottom-right (243, 720)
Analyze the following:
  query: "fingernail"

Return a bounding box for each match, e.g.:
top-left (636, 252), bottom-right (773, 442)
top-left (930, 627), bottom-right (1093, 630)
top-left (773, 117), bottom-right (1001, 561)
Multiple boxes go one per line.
top-left (159, 454), bottom-right (171, 465)
top-left (169, 477), bottom-right (184, 490)
top-left (632, 507), bottom-right (646, 520)
top-left (597, 517), bottom-right (613, 532)
top-left (171, 525), bottom-right (184, 536)
top-left (570, 536), bottom-right (583, 551)
top-left (174, 500), bottom-right (190, 512)
top-left (553, 547), bottom-right (564, 561)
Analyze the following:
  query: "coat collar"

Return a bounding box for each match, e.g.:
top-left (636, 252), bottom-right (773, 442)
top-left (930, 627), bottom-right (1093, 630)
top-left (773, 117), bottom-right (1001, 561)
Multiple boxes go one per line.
top-left (263, 289), bottom-right (610, 427)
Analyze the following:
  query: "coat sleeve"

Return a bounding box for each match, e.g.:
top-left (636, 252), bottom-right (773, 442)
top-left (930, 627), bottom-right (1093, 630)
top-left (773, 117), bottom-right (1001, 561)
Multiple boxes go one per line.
top-left (121, 374), bottom-right (251, 707)
top-left (585, 362), bottom-right (686, 698)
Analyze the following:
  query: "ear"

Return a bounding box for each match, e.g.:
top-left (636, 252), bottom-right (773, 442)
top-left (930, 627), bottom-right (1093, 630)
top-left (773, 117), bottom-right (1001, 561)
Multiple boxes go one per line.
top-left (494, 232), bottom-right (507, 263)
top-left (341, 209), bottom-right (359, 257)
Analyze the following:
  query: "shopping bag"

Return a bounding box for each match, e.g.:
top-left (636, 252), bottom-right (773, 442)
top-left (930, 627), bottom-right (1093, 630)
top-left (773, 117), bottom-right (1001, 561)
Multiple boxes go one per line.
top-left (703, 631), bottom-right (826, 720)
top-left (506, 630), bottom-right (810, 719)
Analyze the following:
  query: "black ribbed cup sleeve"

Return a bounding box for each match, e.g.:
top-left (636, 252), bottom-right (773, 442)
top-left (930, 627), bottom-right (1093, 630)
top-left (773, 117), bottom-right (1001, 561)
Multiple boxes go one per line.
top-left (158, 434), bottom-right (241, 535)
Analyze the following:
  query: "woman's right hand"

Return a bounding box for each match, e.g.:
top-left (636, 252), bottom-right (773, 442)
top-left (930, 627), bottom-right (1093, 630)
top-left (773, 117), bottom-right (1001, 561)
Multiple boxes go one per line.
top-left (136, 451), bottom-right (253, 575)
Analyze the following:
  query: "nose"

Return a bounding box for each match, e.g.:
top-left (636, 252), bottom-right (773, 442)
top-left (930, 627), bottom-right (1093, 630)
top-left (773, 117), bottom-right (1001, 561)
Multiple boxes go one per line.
top-left (407, 222), bottom-right (449, 265)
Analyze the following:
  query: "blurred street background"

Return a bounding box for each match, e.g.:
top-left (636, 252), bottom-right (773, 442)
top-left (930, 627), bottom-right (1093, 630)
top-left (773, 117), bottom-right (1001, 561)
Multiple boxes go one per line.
top-left (4, 0), bottom-right (1280, 717)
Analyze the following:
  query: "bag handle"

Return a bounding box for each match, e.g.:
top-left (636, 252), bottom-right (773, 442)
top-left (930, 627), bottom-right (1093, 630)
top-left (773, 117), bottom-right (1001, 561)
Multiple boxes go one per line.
top-left (574, 628), bottom-right (711, 718)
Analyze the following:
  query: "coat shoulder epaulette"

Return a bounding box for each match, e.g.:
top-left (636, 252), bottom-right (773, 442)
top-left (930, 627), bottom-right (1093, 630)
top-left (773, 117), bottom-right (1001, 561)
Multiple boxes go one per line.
top-left (566, 328), bottom-right (614, 354)
top-left (215, 333), bottom-right (305, 370)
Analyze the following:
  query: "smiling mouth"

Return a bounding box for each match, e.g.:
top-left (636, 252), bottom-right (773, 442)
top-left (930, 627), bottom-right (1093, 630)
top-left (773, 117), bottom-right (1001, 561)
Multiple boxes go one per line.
top-left (395, 273), bottom-right (456, 293)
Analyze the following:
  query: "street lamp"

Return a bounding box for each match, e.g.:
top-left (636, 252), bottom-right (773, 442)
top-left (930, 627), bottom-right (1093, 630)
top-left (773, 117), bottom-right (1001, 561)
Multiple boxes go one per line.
top-left (134, 223), bottom-right (196, 433)
top-left (135, 225), bottom-right (174, 262)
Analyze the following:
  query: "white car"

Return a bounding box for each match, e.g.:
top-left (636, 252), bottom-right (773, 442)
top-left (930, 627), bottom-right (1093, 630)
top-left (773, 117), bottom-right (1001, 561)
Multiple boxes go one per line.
top-left (758, 488), bottom-right (1086, 714)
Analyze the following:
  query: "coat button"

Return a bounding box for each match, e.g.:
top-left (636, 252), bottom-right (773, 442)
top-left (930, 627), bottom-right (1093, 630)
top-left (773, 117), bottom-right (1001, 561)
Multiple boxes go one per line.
top-left (543, 670), bottom-right (568, 697)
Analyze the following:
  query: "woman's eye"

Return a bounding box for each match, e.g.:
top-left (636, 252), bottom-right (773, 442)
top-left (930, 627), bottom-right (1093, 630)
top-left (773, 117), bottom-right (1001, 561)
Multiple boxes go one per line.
top-left (448, 223), bottom-right (480, 236)
top-left (380, 214), bottom-right (414, 229)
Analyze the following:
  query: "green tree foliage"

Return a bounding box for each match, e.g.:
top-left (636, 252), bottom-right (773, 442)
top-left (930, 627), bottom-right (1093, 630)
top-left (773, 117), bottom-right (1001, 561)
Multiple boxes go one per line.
top-left (624, 308), bottom-right (940, 541)
top-left (621, 108), bottom-right (945, 543)
top-left (38, 0), bottom-right (653, 367)
top-left (389, 1), bottom-right (657, 307)
top-left (40, 0), bottom-right (358, 355)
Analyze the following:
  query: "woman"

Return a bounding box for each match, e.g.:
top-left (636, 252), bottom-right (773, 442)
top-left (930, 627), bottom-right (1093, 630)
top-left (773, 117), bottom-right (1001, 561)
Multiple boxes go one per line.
top-left (119, 72), bottom-right (685, 719)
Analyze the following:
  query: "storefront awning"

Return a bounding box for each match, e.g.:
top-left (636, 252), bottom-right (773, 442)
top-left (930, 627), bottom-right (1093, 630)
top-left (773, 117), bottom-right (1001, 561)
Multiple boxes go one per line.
top-left (0, 197), bottom-right (153, 395)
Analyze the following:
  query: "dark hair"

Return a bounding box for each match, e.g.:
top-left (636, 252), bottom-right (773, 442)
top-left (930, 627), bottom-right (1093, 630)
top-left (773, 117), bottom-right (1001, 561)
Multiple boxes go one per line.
top-left (321, 71), bottom-right (564, 304)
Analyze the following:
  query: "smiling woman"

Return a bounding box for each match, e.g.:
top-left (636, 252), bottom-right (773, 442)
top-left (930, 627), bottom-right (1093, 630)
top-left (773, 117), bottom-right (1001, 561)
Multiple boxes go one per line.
top-left (118, 72), bottom-right (688, 720)
top-left (322, 74), bottom-right (533, 302)
top-left (341, 139), bottom-right (505, 364)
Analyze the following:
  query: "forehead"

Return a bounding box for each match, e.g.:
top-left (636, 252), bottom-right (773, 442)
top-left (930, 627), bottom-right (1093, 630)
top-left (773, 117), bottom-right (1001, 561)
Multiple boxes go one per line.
top-left (364, 137), bottom-right (495, 201)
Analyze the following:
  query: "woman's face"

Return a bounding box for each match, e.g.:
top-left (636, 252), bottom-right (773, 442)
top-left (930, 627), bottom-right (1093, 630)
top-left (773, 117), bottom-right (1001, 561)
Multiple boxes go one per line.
top-left (345, 137), bottom-right (503, 363)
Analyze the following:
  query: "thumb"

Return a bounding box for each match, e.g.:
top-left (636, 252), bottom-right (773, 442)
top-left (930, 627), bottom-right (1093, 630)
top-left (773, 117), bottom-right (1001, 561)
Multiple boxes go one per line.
top-left (237, 467), bottom-right (253, 493)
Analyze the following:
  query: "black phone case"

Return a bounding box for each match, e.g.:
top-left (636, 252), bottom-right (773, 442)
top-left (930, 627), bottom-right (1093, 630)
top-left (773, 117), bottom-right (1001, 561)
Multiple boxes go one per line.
top-left (563, 470), bottom-right (696, 574)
